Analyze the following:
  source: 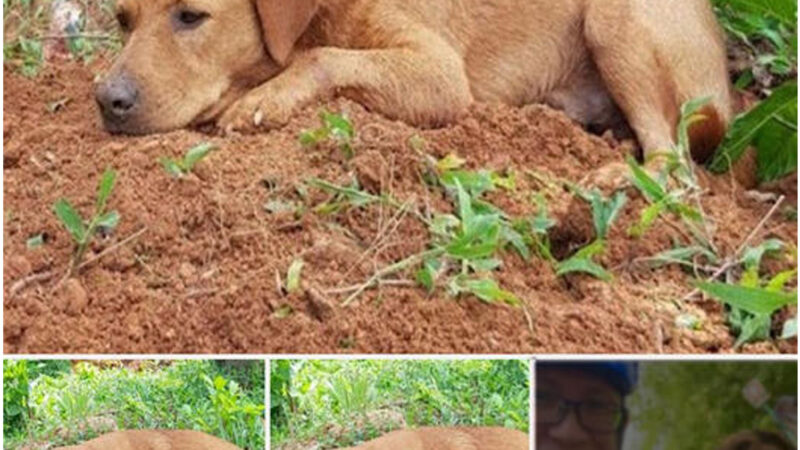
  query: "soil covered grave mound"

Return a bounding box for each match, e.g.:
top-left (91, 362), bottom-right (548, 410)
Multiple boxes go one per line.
top-left (4, 63), bottom-right (796, 354)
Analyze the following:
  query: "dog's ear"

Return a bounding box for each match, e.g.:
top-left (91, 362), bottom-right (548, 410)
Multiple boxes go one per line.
top-left (254, 0), bottom-right (319, 65)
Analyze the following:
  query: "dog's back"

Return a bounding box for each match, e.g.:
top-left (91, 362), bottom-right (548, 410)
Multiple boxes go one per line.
top-left (339, 426), bottom-right (528, 450)
top-left (54, 430), bottom-right (241, 450)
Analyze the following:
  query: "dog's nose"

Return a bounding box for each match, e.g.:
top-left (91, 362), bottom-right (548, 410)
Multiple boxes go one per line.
top-left (95, 74), bottom-right (139, 122)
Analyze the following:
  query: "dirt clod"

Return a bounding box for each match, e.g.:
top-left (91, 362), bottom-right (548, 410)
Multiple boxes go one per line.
top-left (60, 278), bottom-right (88, 316)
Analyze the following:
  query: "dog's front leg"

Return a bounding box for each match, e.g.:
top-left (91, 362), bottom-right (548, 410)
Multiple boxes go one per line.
top-left (218, 43), bottom-right (473, 132)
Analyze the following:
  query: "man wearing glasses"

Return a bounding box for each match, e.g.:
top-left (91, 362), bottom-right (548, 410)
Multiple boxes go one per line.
top-left (536, 362), bottom-right (637, 450)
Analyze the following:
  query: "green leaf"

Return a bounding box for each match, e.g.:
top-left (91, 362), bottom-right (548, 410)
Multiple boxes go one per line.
top-left (556, 257), bottom-right (613, 282)
top-left (629, 200), bottom-right (667, 237)
top-left (734, 312), bottom-right (772, 348)
top-left (160, 157), bottom-right (184, 178)
top-left (742, 239), bottom-right (784, 270)
top-left (647, 246), bottom-right (718, 268)
top-left (698, 282), bottom-right (797, 315)
top-left (96, 168), bottom-right (117, 213)
top-left (96, 211), bottom-right (120, 230)
top-left (321, 111), bottom-right (354, 140)
top-left (754, 98), bottom-right (797, 182)
top-left (626, 156), bottom-right (667, 202)
top-left (54, 199), bottom-right (86, 243)
top-left (454, 179), bottom-right (475, 228)
top-left (718, 0), bottom-right (796, 25)
top-left (572, 239), bottom-right (606, 260)
top-left (183, 142), bottom-right (216, 171)
top-left (456, 278), bottom-right (521, 306)
top-left (441, 170), bottom-right (495, 197)
top-left (502, 225), bottom-right (530, 261)
top-left (286, 259), bottom-right (304, 293)
top-left (273, 305), bottom-right (293, 319)
top-left (469, 258), bottom-right (503, 272)
top-left (588, 190), bottom-right (628, 239)
top-left (766, 269), bottom-right (797, 293)
top-left (26, 234), bottom-right (45, 249)
top-left (710, 81), bottom-right (797, 174)
top-left (436, 154), bottom-right (466, 172)
top-left (415, 259), bottom-right (441, 293)
top-left (299, 128), bottom-right (328, 146)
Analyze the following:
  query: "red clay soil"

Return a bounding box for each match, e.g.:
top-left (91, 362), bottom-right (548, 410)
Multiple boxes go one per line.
top-left (3, 62), bottom-right (797, 354)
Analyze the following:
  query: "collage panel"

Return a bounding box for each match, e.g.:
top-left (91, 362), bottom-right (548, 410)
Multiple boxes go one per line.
top-left (535, 360), bottom-right (798, 450)
top-left (2, 359), bottom-right (265, 449)
top-left (270, 359), bottom-right (530, 449)
top-left (2, 0), bottom-right (797, 357)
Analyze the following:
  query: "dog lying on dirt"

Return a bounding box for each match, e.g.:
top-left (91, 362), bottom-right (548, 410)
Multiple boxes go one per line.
top-left (97, 0), bottom-right (731, 165)
top-left (717, 430), bottom-right (795, 450)
top-left (336, 427), bottom-right (528, 449)
top-left (54, 430), bottom-right (241, 450)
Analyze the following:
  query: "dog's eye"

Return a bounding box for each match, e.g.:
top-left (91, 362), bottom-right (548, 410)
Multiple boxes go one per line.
top-left (174, 9), bottom-right (209, 29)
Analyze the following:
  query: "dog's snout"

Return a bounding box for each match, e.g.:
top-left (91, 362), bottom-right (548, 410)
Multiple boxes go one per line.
top-left (95, 74), bottom-right (139, 124)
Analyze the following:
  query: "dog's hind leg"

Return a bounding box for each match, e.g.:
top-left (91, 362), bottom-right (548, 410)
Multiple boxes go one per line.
top-left (582, 0), bottom-right (731, 163)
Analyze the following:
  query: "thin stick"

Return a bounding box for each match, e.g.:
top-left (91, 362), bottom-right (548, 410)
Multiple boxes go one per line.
top-left (341, 248), bottom-right (445, 306)
top-left (682, 195), bottom-right (785, 302)
top-left (324, 279), bottom-right (414, 295)
top-left (77, 226), bottom-right (148, 270)
top-left (10, 271), bottom-right (55, 297)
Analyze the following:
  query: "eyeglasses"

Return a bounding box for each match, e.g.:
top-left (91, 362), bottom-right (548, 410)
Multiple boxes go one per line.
top-left (536, 391), bottom-right (626, 434)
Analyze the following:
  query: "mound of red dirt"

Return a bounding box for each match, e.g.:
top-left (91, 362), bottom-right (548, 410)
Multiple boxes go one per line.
top-left (4, 63), bottom-right (796, 354)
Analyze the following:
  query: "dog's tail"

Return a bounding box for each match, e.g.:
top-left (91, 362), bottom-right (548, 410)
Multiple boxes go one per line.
top-left (687, 103), bottom-right (727, 164)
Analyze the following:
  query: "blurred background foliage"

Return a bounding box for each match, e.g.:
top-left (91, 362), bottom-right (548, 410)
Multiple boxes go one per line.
top-left (627, 361), bottom-right (797, 450)
top-left (270, 359), bottom-right (529, 449)
top-left (2, 360), bottom-right (265, 449)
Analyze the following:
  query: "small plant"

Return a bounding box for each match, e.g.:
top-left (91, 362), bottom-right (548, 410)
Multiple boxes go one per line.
top-left (555, 189), bottom-right (627, 281)
top-left (160, 142), bottom-right (217, 178)
top-left (53, 168), bottom-right (120, 272)
top-left (697, 239), bottom-right (797, 347)
top-left (299, 110), bottom-right (356, 159)
top-left (327, 154), bottom-right (528, 306)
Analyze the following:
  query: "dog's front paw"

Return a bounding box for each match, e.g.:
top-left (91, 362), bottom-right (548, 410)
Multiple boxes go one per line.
top-left (217, 89), bottom-right (294, 134)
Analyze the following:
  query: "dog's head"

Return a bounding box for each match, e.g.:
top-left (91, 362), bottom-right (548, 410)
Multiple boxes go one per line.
top-left (95, 0), bottom-right (318, 134)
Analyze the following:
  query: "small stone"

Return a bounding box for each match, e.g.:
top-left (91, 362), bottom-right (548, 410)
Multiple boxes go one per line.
top-left (62, 278), bottom-right (88, 315)
top-left (178, 262), bottom-right (196, 280)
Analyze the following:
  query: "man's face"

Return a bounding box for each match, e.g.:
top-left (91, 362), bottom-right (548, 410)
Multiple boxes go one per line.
top-left (536, 368), bottom-right (624, 450)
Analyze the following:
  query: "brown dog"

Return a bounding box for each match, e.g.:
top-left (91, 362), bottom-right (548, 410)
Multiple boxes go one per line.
top-left (336, 427), bottom-right (528, 450)
top-left (54, 430), bottom-right (241, 450)
top-left (97, 0), bottom-right (730, 163)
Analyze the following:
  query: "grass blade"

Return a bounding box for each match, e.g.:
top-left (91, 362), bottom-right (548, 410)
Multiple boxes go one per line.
top-left (95, 168), bottom-right (117, 212)
top-left (183, 142), bottom-right (216, 171)
top-left (697, 282), bottom-right (797, 315)
top-left (54, 199), bottom-right (86, 243)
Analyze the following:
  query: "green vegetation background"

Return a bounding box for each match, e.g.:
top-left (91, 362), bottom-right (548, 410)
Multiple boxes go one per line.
top-left (270, 360), bottom-right (529, 449)
top-left (3, 360), bottom-right (265, 449)
top-left (628, 361), bottom-right (797, 450)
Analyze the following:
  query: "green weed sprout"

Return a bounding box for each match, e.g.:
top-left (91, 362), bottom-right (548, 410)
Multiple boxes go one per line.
top-left (556, 189), bottom-right (627, 282)
top-left (53, 167), bottom-right (119, 272)
top-left (161, 142), bottom-right (217, 178)
top-left (299, 110), bottom-right (355, 159)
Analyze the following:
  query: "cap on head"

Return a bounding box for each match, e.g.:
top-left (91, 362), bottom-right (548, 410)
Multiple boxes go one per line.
top-left (545, 362), bottom-right (639, 396)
